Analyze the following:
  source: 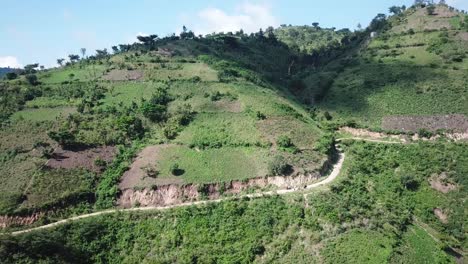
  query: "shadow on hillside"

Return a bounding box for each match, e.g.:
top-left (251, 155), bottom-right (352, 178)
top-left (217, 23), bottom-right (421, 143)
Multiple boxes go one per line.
top-left (316, 61), bottom-right (451, 120)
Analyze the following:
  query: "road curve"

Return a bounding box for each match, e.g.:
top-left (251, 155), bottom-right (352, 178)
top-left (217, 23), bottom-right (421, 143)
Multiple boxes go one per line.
top-left (8, 151), bottom-right (346, 236)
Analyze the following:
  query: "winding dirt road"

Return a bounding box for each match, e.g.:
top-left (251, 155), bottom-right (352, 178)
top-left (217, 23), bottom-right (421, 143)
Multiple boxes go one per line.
top-left (8, 152), bottom-right (346, 236)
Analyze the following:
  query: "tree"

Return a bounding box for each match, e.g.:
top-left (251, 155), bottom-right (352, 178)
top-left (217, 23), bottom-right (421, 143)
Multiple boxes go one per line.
top-left (57, 58), bottom-right (65, 67)
top-left (5, 72), bottom-right (17, 80)
top-left (427, 5), bottom-right (436, 15)
top-left (95, 49), bottom-right (109, 59)
top-left (24, 63), bottom-right (39, 74)
top-left (267, 155), bottom-right (292, 176)
top-left (111, 46), bottom-right (119, 54)
top-left (68, 54), bottom-right (80, 63)
top-left (48, 129), bottom-right (76, 148)
top-left (312, 22), bottom-right (320, 29)
top-left (265, 26), bottom-right (278, 43)
top-left (25, 74), bottom-right (38, 85)
top-left (389, 6), bottom-right (403, 15)
top-left (137, 34), bottom-right (158, 45)
top-left (119, 44), bottom-right (131, 52)
top-left (180, 26), bottom-right (195, 40)
top-left (439, 0), bottom-right (446, 5)
top-left (357, 23), bottom-right (363, 31)
top-left (80, 48), bottom-right (86, 59)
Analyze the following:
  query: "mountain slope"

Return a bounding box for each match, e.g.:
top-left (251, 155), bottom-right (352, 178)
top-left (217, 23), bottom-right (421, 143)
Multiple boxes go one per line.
top-left (301, 4), bottom-right (468, 129)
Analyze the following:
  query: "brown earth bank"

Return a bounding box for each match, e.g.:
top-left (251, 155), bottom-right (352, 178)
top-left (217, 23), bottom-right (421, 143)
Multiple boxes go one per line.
top-left (0, 213), bottom-right (43, 229)
top-left (381, 114), bottom-right (468, 133)
top-left (117, 152), bottom-right (335, 208)
top-left (46, 146), bottom-right (116, 173)
top-left (118, 173), bottom-right (323, 208)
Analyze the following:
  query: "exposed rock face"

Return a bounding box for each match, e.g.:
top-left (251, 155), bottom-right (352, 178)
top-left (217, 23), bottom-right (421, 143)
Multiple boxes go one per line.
top-left (0, 213), bottom-right (43, 228)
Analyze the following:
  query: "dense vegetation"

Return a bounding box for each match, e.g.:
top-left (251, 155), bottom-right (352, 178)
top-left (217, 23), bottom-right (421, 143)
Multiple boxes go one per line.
top-left (1, 141), bottom-right (465, 263)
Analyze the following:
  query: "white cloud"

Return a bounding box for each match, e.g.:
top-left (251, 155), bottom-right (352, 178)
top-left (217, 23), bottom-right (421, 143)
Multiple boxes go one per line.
top-left (447, 0), bottom-right (468, 11)
top-left (0, 56), bottom-right (22, 68)
top-left (136, 32), bottom-right (150, 37)
top-left (190, 1), bottom-right (278, 35)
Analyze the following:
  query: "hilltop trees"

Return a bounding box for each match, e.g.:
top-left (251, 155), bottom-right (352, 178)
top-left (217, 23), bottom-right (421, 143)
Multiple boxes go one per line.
top-left (137, 34), bottom-right (158, 46)
top-left (68, 54), bottom-right (80, 63)
top-left (57, 58), bottom-right (65, 67)
top-left (389, 5), bottom-right (406, 15)
top-left (95, 49), bottom-right (109, 59)
top-left (180, 26), bottom-right (195, 40)
top-left (111, 46), bottom-right (119, 54)
top-left (80, 48), bottom-right (86, 59)
top-left (427, 4), bottom-right (436, 15)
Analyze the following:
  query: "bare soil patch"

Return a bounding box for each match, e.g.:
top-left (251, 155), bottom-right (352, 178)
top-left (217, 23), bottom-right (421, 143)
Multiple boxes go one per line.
top-left (0, 213), bottom-right (43, 228)
top-left (458, 32), bottom-right (468, 42)
top-left (429, 172), bottom-right (457, 193)
top-left (382, 114), bottom-right (468, 133)
top-left (339, 127), bottom-right (403, 141)
top-left (432, 5), bottom-right (459, 18)
top-left (155, 48), bottom-right (174, 57)
top-left (434, 208), bottom-right (448, 224)
top-left (119, 144), bottom-right (180, 190)
top-left (214, 100), bottom-right (243, 113)
top-left (103, 69), bottom-right (144, 81)
top-left (46, 146), bottom-right (116, 173)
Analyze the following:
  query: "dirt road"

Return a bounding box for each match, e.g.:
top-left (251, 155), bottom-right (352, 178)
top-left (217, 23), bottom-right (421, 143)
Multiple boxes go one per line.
top-left (9, 152), bottom-right (346, 236)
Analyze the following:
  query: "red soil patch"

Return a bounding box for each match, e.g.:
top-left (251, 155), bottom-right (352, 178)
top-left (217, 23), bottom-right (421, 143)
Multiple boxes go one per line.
top-left (46, 146), bottom-right (116, 173)
top-left (119, 144), bottom-right (180, 190)
top-left (382, 114), bottom-right (468, 133)
top-left (103, 69), bottom-right (144, 81)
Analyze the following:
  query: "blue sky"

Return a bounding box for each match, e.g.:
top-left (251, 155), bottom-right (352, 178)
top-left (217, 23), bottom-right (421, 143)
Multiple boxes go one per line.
top-left (1, 0), bottom-right (467, 68)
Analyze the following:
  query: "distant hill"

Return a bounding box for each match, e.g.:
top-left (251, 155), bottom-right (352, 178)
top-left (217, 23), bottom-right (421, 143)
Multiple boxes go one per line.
top-left (275, 25), bottom-right (351, 54)
top-left (0, 67), bottom-right (17, 78)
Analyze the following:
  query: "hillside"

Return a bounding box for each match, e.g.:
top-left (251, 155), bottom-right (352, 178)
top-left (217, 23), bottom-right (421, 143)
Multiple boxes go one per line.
top-left (308, 4), bottom-right (468, 129)
top-left (0, 31), bottom-right (337, 215)
top-left (0, 2), bottom-right (467, 263)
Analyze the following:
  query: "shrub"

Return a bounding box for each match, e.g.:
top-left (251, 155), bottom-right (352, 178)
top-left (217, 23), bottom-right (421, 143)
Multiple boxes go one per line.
top-left (277, 135), bottom-right (293, 149)
top-left (315, 133), bottom-right (334, 154)
top-left (400, 174), bottom-right (420, 191)
top-left (5, 72), bottom-right (17, 80)
top-left (171, 163), bottom-right (184, 176)
top-left (268, 155), bottom-right (292, 176)
top-left (25, 74), bottom-right (39, 86)
top-left (418, 128), bottom-right (433, 138)
top-left (48, 129), bottom-right (76, 148)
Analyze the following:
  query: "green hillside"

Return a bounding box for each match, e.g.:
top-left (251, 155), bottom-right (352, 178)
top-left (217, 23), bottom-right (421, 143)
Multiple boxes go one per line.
top-left (0, 29), bottom-right (336, 215)
top-left (308, 4), bottom-right (468, 128)
top-left (0, 2), bottom-right (467, 263)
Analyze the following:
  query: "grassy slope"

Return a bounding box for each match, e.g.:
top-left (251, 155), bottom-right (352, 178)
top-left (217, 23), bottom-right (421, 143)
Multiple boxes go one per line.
top-left (315, 5), bottom-right (468, 128)
top-left (0, 35), bottom-right (327, 213)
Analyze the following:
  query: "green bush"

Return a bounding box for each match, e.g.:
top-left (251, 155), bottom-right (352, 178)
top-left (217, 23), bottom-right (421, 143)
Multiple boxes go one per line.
top-left (267, 155), bottom-right (292, 176)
